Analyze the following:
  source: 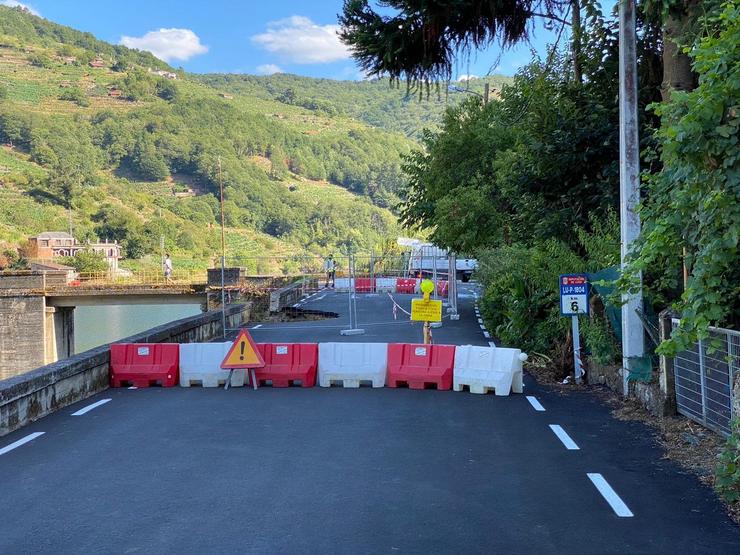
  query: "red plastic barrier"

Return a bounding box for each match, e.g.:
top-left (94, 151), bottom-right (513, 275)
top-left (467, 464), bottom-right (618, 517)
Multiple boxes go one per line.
top-left (253, 343), bottom-right (318, 387)
top-left (386, 343), bottom-right (456, 390)
top-left (436, 280), bottom-right (449, 297)
top-left (396, 278), bottom-right (417, 294)
top-left (110, 343), bottom-right (179, 388)
top-left (355, 278), bottom-right (376, 293)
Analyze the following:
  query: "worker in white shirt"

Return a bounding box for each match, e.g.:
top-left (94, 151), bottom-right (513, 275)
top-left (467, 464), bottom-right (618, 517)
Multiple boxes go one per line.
top-left (323, 254), bottom-right (336, 288)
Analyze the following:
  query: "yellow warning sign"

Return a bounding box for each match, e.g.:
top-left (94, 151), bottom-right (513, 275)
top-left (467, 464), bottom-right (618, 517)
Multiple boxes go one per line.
top-left (411, 298), bottom-right (443, 322)
top-left (221, 329), bottom-right (265, 369)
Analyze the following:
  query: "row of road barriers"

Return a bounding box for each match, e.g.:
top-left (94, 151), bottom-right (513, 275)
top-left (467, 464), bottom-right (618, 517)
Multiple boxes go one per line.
top-left (332, 277), bottom-right (449, 297)
top-left (110, 341), bottom-right (527, 395)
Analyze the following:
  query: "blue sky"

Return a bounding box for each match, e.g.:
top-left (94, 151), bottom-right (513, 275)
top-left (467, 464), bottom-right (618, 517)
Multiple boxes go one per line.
top-left (5, 0), bottom-right (582, 80)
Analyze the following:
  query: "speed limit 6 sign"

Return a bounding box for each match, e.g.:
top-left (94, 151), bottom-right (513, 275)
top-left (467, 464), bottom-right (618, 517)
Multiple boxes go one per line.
top-left (560, 274), bottom-right (589, 315)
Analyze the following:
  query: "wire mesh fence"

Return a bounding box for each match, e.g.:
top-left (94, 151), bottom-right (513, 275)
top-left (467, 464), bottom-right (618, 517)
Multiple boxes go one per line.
top-left (672, 319), bottom-right (739, 436)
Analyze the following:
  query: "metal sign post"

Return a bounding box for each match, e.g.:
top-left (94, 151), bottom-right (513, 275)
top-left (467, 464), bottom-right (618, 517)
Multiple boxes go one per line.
top-left (341, 251), bottom-right (365, 336)
top-left (560, 274), bottom-right (590, 384)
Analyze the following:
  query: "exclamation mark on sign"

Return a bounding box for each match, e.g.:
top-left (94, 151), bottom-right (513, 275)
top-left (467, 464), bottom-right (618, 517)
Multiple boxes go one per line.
top-left (240, 342), bottom-right (245, 360)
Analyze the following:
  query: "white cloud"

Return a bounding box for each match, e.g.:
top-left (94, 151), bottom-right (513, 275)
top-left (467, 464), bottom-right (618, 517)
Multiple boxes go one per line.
top-left (120, 28), bottom-right (208, 63)
top-left (256, 63), bottom-right (283, 75)
top-left (1, 1), bottom-right (40, 16)
top-left (251, 16), bottom-right (350, 64)
top-left (457, 74), bottom-right (479, 82)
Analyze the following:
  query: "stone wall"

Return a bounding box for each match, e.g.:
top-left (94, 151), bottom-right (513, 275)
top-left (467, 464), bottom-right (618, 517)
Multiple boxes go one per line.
top-left (0, 294), bottom-right (46, 379)
top-left (0, 303), bottom-right (251, 437)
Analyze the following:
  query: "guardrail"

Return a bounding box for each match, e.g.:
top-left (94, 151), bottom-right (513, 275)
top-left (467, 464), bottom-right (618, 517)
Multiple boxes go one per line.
top-left (70, 270), bottom-right (208, 287)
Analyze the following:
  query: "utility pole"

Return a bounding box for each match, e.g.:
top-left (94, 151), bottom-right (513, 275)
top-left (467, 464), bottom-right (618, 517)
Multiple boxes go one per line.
top-left (483, 82), bottom-right (490, 104)
top-left (618, 0), bottom-right (645, 396)
top-left (218, 156), bottom-right (227, 338)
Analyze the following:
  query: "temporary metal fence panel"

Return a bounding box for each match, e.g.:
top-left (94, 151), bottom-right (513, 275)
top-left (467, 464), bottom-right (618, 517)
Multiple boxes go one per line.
top-left (672, 319), bottom-right (738, 436)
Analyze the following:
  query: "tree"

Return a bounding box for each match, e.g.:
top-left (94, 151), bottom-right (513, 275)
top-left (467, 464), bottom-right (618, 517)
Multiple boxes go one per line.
top-left (339, 0), bottom-right (571, 83)
top-left (59, 250), bottom-right (109, 273)
top-left (130, 135), bottom-right (169, 181)
top-left (155, 79), bottom-right (179, 102)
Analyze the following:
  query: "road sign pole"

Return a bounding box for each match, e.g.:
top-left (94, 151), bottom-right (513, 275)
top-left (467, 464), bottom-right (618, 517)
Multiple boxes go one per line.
top-left (572, 315), bottom-right (583, 384)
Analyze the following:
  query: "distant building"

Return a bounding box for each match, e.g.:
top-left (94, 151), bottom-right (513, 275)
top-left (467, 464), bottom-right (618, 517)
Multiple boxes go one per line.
top-left (59, 80), bottom-right (73, 88)
top-left (149, 68), bottom-right (178, 80)
top-left (89, 58), bottom-right (106, 68)
top-left (62, 56), bottom-right (77, 65)
top-left (107, 88), bottom-right (123, 98)
top-left (27, 232), bottom-right (121, 272)
top-left (219, 93), bottom-right (234, 100)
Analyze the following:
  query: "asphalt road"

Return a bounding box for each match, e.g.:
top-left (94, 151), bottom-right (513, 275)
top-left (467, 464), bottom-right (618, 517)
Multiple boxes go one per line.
top-left (1, 284), bottom-right (738, 554)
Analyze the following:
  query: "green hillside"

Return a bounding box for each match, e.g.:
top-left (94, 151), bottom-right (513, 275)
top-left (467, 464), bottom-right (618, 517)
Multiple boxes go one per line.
top-left (0, 5), bottom-right (426, 271)
top-left (197, 73), bottom-right (512, 138)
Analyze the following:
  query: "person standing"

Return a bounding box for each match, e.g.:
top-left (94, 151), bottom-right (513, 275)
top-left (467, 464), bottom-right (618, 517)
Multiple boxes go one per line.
top-left (163, 253), bottom-right (173, 283)
top-left (323, 254), bottom-right (336, 288)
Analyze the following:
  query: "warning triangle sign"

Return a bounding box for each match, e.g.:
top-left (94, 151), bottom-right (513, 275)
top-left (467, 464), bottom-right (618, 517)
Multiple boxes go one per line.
top-left (221, 329), bottom-right (265, 369)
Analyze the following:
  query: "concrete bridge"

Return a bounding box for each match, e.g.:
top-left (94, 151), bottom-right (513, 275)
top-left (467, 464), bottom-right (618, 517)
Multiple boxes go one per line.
top-left (0, 271), bottom-right (209, 377)
top-left (0, 268), bottom-right (308, 377)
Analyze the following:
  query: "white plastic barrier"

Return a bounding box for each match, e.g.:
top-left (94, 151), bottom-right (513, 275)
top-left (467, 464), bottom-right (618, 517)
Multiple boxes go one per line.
top-left (179, 342), bottom-right (246, 387)
top-left (333, 278), bottom-right (355, 291)
top-left (453, 345), bottom-right (527, 395)
top-left (375, 278), bottom-right (397, 292)
top-left (318, 342), bottom-right (387, 388)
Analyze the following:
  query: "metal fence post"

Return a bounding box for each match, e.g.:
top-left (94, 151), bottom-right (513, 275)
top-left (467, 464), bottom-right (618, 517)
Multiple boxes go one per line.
top-left (698, 338), bottom-right (708, 426)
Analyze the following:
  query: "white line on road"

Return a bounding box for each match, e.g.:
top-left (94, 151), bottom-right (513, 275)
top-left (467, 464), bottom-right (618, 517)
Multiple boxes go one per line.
top-left (526, 396), bottom-right (546, 411)
top-left (549, 424), bottom-right (579, 450)
top-left (317, 295), bottom-right (326, 300)
top-left (479, 324), bottom-right (486, 330)
top-left (127, 386), bottom-right (138, 390)
top-left (71, 398), bottom-right (111, 416)
top-left (251, 324), bottom-right (263, 329)
top-left (477, 318), bottom-right (483, 324)
top-left (587, 473), bottom-right (634, 517)
top-left (483, 331), bottom-right (490, 338)
top-left (488, 341), bottom-right (496, 348)
top-left (0, 432), bottom-right (45, 456)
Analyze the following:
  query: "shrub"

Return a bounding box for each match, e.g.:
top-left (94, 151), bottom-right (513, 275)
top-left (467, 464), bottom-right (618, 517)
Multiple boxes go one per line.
top-left (29, 53), bottom-right (54, 68)
top-left (58, 87), bottom-right (89, 107)
top-left (715, 419), bottom-right (740, 503)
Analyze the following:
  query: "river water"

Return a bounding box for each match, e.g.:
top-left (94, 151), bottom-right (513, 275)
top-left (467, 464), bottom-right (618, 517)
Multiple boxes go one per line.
top-left (74, 304), bottom-right (203, 353)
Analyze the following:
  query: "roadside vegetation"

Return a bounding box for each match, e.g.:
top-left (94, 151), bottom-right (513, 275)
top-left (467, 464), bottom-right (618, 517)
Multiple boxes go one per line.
top-left (343, 0), bottom-right (738, 372)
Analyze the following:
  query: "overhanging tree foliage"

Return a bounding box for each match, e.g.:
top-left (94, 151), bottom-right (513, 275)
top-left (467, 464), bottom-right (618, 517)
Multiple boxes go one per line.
top-left (339, 0), bottom-right (571, 84)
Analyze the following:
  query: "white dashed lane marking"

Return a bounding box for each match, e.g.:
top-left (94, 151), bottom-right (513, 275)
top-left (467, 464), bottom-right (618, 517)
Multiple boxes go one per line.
top-left (526, 396), bottom-right (545, 411)
top-left (71, 399), bottom-right (111, 416)
top-left (549, 424), bottom-right (580, 450)
top-left (483, 331), bottom-right (490, 338)
top-left (588, 473), bottom-right (634, 517)
top-left (251, 324), bottom-right (263, 329)
top-left (0, 432), bottom-right (45, 456)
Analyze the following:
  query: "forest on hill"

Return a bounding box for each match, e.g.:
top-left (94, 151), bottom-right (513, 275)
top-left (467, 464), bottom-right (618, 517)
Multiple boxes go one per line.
top-left (197, 72), bottom-right (511, 138)
top-left (0, 4), bottom-right (475, 271)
